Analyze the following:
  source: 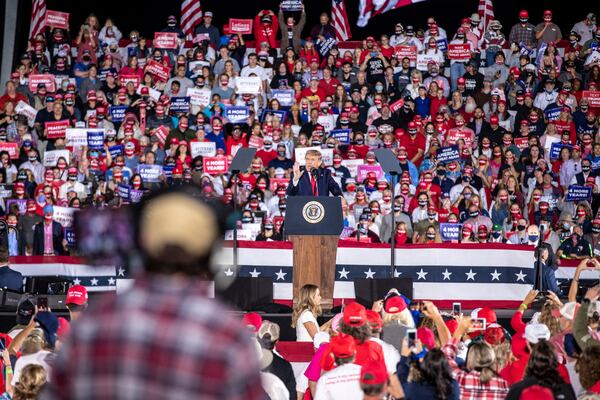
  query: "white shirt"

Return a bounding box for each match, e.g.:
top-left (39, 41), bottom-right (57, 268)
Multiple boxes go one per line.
top-left (314, 363), bottom-right (363, 400)
top-left (262, 371), bottom-right (290, 400)
top-left (296, 309), bottom-right (318, 342)
top-left (12, 350), bottom-right (52, 384)
top-left (371, 337), bottom-right (400, 375)
top-left (241, 65), bottom-right (267, 81)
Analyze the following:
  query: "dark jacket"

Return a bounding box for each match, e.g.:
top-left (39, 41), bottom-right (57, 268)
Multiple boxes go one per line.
top-left (397, 356), bottom-right (460, 400)
top-left (506, 377), bottom-right (576, 400)
top-left (0, 265), bottom-right (24, 292)
top-left (32, 221), bottom-right (65, 256)
top-left (278, 10), bottom-right (306, 54)
top-left (286, 168), bottom-right (342, 197)
top-left (263, 352), bottom-right (296, 400)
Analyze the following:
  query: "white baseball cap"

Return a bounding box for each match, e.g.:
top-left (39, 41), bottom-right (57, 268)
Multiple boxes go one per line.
top-left (524, 323), bottom-right (550, 344)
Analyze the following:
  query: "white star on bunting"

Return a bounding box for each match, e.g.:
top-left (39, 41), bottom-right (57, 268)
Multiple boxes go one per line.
top-left (466, 269), bottom-right (477, 281)
top-left (249, 268), bottom-right (261, 278)
top-left (490, 270), bottom-right (501, 281)
top-left (393, 269), bottom-right (402, 277)
top-left (224, 268), bottom-right (234, 277)
top-left (442, 269), bottom-right (452, 280)
top-left (515, 270), bottom-right (527, 282)
top-left (73, 278), bottom-right (81, 285)
top-left (416, 268), bottom-right (428, 280)
top-left (275, 269), bottom-right (287, 281)
top-left (108, 278), bottom-right (116, 285)
top-left (364, 268), bottom-right (376, 279)
top-left (338, 268), bottom-right (349, 279)
top-left (117, 267), bottom-right (125, 277)
top-left (90, 278), bottom-right (99, 286)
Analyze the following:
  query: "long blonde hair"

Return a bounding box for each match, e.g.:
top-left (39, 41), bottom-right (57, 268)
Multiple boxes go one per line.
top-left (13, 364), bottom-right (47, 400)
top-left (291, 284), bottom-right (322, 328)
top-left (466, 342), bottom-right (497, 384)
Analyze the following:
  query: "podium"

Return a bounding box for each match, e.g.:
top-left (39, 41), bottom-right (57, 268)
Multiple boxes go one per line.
top-left (285, 196), bottom-right (343, 310)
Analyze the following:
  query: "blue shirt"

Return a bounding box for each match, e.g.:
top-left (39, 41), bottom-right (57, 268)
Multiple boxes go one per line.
top-left (205, 132), bottom-right (226, 151)
top-left (8, 230), bottom-right (18, 256)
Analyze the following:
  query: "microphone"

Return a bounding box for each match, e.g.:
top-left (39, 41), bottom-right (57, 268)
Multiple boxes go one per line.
top-left (311, 168), bottom-right (319, 178)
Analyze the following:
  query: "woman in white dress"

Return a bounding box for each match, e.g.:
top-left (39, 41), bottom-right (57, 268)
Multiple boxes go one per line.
top-left (291, 284), bottom-right (322, 342)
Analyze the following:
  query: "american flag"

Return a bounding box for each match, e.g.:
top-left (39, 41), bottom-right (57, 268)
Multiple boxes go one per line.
top-left (29, 0), bottom-right (47, 39)
top-left (332, 0), bottom-right (351, 41)
top-left (478, 0), bottom-right (494, 33)
top-left (181, 0), bottom-right (202, 40)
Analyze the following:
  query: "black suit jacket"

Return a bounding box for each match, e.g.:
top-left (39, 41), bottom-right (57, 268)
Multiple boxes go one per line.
top-left (286, 168), bottom-right (342, 197)
top-left (32, 221), bottom-right (65, 256)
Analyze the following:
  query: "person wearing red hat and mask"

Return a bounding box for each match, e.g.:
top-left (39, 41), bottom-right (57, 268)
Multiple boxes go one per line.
top-left (535, 10), bottom-right (562, 48)
top-left (509, 10), bottom-right (536, 49)
top-left (399, 121), bottom-right (426, 167)
top-left (65, 284), bottom-right (88, 322)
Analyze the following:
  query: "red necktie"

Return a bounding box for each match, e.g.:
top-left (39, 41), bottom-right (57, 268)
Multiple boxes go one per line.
top-left (311, 175), bottom-right (318, 196)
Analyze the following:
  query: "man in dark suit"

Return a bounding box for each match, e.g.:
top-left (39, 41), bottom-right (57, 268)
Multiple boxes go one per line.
top-left (33, 205), bottom-right (66, 256)
top-left (286, 149), bottom-right (342, 197)
top-left (0, 247), bottom-right (23, 291)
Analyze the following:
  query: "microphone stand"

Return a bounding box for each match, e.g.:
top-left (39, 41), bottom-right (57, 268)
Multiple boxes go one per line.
top-left (389, 172), bottom-right (398, 279)
top-left (232, 170), bottom-right (240, 270)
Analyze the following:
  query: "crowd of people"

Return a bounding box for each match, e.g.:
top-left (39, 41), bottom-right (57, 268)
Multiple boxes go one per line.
top-left (0, 2), bottom-right (599, 398)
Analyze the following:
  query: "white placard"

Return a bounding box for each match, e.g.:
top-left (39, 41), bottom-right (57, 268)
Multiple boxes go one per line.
top-left (416, 54), bottom-right (440, 71)
top-left (187, 88), bottom-right (211, 107)
top-left (136, 85), bottom-right (160, 102)
top-left (191, 141), bottom-right (216, 158)
top-left (341, 159), bottom-right (365, 177)
top-left (15, 101), bottom-right (37, 127)
top-left (43, 150), bottom-right (70, 167)
top-left (65, 128), bottom-right (90, 147)
top-left (224, 229), bottom-right (253, 240)
top-left (236, 77), bottom-right (262, 94)
top-left (53, 206), bottom-right (76, 228)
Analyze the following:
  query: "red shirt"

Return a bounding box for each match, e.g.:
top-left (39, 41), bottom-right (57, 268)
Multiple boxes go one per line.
top-left (318, 78), bottom-right (340, 97)
top-left (399, 134), bottom-right (426, 166)
top-left (255, 149), bottom-right (277, 166)
top-left (0, 92), bottom-right (28, 111)
top-left (300, 87), bottom-right (326, 108)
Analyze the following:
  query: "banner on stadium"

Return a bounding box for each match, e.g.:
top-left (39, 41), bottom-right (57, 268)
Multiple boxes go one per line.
top-left (153, 32), bottom-right (178, 49)
top-left (565, 185), bottom-right (592, 202)
top-left (28, 74), bottom-right (56, 93)
top-left (357, 0), bottom-right (427, 27)
top-left (45, 10), bottom-right (70, 30)
top-left (45, 120), bottom-right (70, 139)
top-left (203, 156), bottom-right (228, 175)
top-left (190, 141), bottom-right (216, 158)
top-left (229, 19), bottom-right (253, 34)
top-left (224, 106), bottom-right (250, 123)
top-left (271, 90), bottom-right (295, 107)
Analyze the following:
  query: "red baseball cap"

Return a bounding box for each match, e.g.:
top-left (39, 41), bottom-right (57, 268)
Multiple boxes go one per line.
top-left (66, 285), bottom-right (88, 305)
top-left (484, 324), bottom-right (506, 345)
top-left (471, 307), bottom-right (497, 324)
top-left (141, 86), bottom-right (150, 95)
top-left (457, 77), bottom-right (466, 85)
top-left (242, 312), bottom-right (262, 333)
top-left (330, 333), bottom-right (356, 358)
top-left (384, 295), bottom-right (407, 314)
top-left (417, 327), bottom-right (435, 349)
top-left (519, 10), bottom-right (529, 19)
top-left (520, 385), bottom-right (554, 400)
top-left (490, 115), bottom-right (499, 124)
top-left (343, 302), bottom-right (367, 327)
top-left (360, 361), bottom-right (388, 385)
top-left (365, 310), bottom-right (383, 330)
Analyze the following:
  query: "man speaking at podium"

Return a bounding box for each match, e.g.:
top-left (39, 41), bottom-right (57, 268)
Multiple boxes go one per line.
top-left (287, 149), bottom-right (342, 197)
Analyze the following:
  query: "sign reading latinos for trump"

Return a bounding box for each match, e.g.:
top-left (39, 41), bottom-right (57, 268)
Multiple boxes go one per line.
top-left (356, 164), bottom-right (384, 183)
top-left (566, 185), bottom-right (592, 202)
top-left (45, 120), bottom-right (70, 139)
top-left (53, 206), bottom-right (76, 228)
top-left (224, 106), bottom-right (250, 123)
top-left (544, 107), bottom-right (562, 121)
top-left (153, 32), bottom-right (178, 49)
top-left (45, 10), bottom-right (70, 30)
top-left (394, 45), bottom-right (417, 62)
top-left (583, 91), bottom-right (600, 107)
top-left (448, 44), bottom-right (471, 60)
top-left (436, 145), bottom-right (460, 164)
top-left (28, 74), bottom-right (56, 92)
top-left (187, 88), bottom-right (211, 107)
top-left (280, 0), bottom-right (303, 11)
top-left (15, 101), bottom-right (37, 127)
top-left (203, 156), bottom-right (228, 175)
top-left (190, 141), bottom-right (216, 158)
top-left (169, 97), bottom-right (191, 113)
top-left (271, 89), bottom-right (295, 107)
top-left (229, 19), bottom-right (253, 34)
top-left (87, 130), bottom-right (105, 150)
top-left (65, 128), bottom-right (88, 147)
top-left (136, 164), bottom-right (163, 183)
top-left (294, 147), bottom-right (333, 166)
top-left (440, 223), bottom-right (462, 241)
top-left (237, 77), bottom-right (263, 94)
top-left (550, 143), bottom-right (571, 160)
top-left (145, 60), bottom-right (171, 82)
top-left (329, 129), bottom-right (351, 144)
top-left (0, 143), bottom-right (19, 159)
top-left (109, 105), bottom-right (127, 122)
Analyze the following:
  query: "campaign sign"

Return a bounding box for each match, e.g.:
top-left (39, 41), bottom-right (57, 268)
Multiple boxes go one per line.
top-left (280, 0), bottom-right (303, 11)
top-left (190, 141), bottom-right (216, 158)
top-left (28, 74), bottom-right (56, 92)
top-left (203, 156), bottom-right (228, 175)
top-left (170, 97), bottom-right (191, 113)
top-left (436, 38), bottom-right (448, 52)
top-left (0, 143), bottom-right (19, 159)
top-left (550, 143), bottom-right (571, 160)
top-left (248, 135), bottom-right (264, 148)
top-left (389, 98), bottom-right (405, 113)
top-left (583, 91), bottom-right (600, 107)
top-left (229, 19), bottom-right (253, 34)
top-left (117, 184), bottom-right (131, 201)
top-left (145, 60), bottom-right (171, 82)
top-left (109, 105), bottom-right (128, 122)
top-left (356, 165), bottom-right (384, 183)
top-left (45, 120), bottom-right (70, 139)
top-left (260, 109), bottom-right (287, 123)
top-left (566, 185), bottom-right (592, 202)
top-left (416, 54), bottom-right (439, 71)
top-left (109, 144), bottom-right (124, 158)
top-left (448, 44), bottom-right (471, 60)
top-left (119, 74), bottom-right (140, 89)
top-left (393, 45), bottom-right (417, 62)
top-left (0, 185), bottom-right (13, 199)
top-left (43, 150), bottom-right (70, 167)
top-left (45, 10), bottom-right (69, 29)
top-left (329, 129), bottom-right (351, 144)
top-left (271, 89), bottom-right (295, 107)
top-left (193, 33), bottom-right (210, 44)
top-left (6, 199), bottom-right (27, 215)
top-left (187, 88), bottom-right (211, 107)
top-left (341, 159), bottom-right (364, 177)
top-left (514, 137), bottom-right (529, 151)
top-left (130, 189), bottom-right (144, 203)
top-left (436, 145), bottom-right (460, 164)
top-left (440, 223), bottom-right (462, 241)
top-left (87, 130), bottom-right (105, 150)
top-left (237, 77), bottom-right (263, 94)
top-left (544, 107), bottom-right (561, 122)
top-left (53, 206), bottom-right (75, 228)
top-left (224, 106), bottom-right (250, 123)
top-left (15, 101), bottom-right (37, 127)
top-left (154, 125), bottom-right (169, 147)
top-left (153, 32), bottom-right (178, 49)
top-left (64, 228), bottom-right (76, 247)
top-left (65, 128), bottom-right (88, 147)
top-left (136, 164), bottom-right (163, 183)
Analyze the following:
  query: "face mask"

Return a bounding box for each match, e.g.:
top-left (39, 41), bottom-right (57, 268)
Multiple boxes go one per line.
top-left (264, 144), bottom-right (272, 150)
top-left (355, 139), bottom-right (364, 145)
top-left (340, 118), bottom-right (349, 125)
top-left (426, 233), bottom-right (436, 240)
top-left (418, 200), bottom-right (427, 207)
top-left (278, 150), bottom-right (286, 157)
top-left (577, 210), bottom-right (586, 217)
top-left (463, 176), bottom-right (471, 183)
top-left (464, 192), bottom-right (472, 199)
top-left (528, 235), bottom-right (539, 243)
top-left (375, 85), bottom-right (384, 92)
top-left (347, 185), bottom-right (356, 192)
top-left (593, 226), bottom-right (600, 234)
top-left (29, 156), bottom-right (37, 162)
top-left (44, 215), bottom-right (53, 222)
top-left (279, 204), bottom-right (287, 211)
top-left (68, 175), bottom-right (77, 181)
top-left (428, 214), bottom-right (436, 220)
top-left (469, 211), bottom-right (479, 218)
top-left (393, 205), bottom-right (402, 212)
top-left (583, 166), bottom-right (591, 172)
top-left (517, 225), bottom-right (526, 231)
top-left (492, 231), bottom-right (501, 239)
top-left (398, 154), bottom-right (407, 161)
top-left (242, 216), bottom-right (253, 223)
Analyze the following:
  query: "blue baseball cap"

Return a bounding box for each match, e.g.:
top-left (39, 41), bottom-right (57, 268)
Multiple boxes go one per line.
top-left (43, 205), bottom-right (54, 214)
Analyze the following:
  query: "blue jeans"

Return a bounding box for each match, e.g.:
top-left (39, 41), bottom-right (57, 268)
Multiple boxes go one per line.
top-left (450, 62), bottom-right (465, 92)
